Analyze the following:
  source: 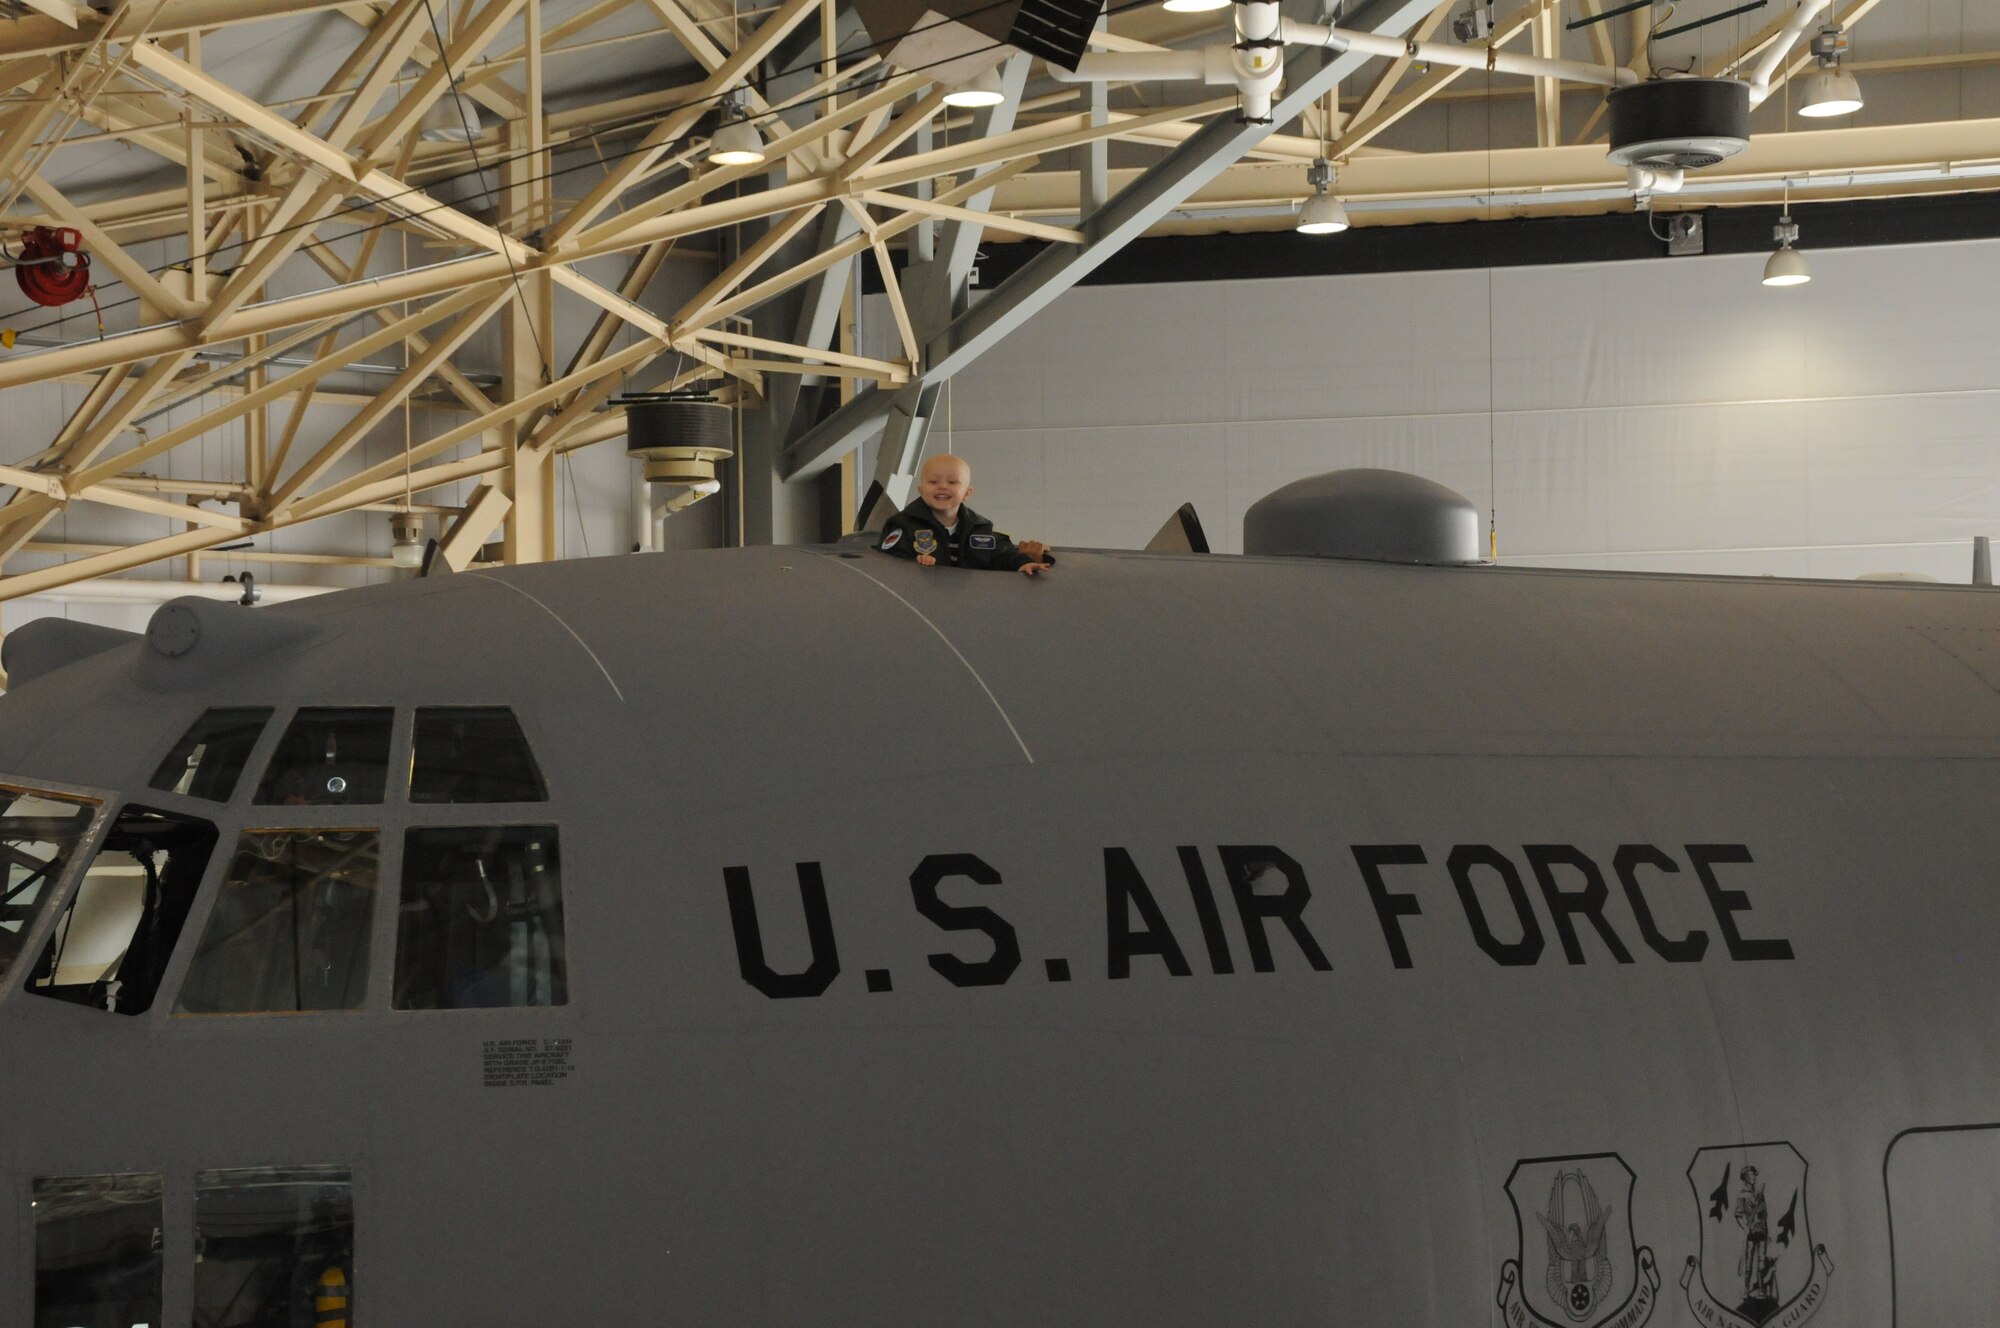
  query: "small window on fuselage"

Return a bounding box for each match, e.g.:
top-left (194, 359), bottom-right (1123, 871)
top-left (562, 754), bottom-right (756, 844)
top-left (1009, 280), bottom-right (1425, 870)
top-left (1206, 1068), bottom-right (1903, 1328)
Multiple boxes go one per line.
top-left (175, 830), bottom-right (380, 1014)
top-left (33, 1173), bottom-right (164, 1328)
top-left (194, 1165), bottom-right (354, 1326)
top-left (254, 708), bottom-right (393, 807)
top-left (394, 825), bottom-right (565, 1009)
top-left (150, 707), bottom-right (273, 802)
top-left (26, 804), bottom-right (217, 1016)
top-left (410, 707), bottom-right (546, 803)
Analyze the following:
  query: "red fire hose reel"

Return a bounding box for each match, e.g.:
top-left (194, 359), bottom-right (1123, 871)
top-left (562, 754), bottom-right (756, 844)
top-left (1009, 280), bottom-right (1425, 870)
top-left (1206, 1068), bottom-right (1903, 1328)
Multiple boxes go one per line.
top-left (13, 226), bottom-right (92, 307)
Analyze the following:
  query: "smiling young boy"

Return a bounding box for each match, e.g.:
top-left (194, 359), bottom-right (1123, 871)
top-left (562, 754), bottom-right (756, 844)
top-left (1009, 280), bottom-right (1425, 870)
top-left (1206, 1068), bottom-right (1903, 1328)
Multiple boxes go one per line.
top-left (876, 454), bottom-right (1054, 576)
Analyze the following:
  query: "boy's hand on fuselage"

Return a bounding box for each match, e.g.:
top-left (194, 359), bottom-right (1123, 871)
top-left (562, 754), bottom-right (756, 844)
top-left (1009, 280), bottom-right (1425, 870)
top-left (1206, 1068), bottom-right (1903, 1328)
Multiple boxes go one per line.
top-left (1017, 539), bottom-right (1051, 561)
top-left (917, 553), bottom-right (937, 566)
top-left (1019, 561), bottom-right (1050, 576)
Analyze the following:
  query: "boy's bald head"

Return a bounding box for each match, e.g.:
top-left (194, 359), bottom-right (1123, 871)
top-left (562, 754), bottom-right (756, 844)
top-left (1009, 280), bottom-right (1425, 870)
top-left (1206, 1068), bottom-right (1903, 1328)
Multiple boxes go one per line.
top-left (921, 453), bottom-right (971, 483)
top-left (917, 453), bottom-right (973, 524)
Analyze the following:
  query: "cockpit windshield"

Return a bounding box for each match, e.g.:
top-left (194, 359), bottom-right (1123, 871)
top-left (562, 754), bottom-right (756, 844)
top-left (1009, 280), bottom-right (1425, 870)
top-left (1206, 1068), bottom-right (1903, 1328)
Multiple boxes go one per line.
top-left (0, 788), bottom-right (96, 985)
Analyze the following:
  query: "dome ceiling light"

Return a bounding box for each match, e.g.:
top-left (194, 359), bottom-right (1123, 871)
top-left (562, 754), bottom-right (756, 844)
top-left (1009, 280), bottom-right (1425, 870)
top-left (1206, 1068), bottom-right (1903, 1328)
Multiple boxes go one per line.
top-left (1762, 213), bottom-right (1811, 287)
top-left (1798, 25), bottom-right (1863, 117)
top-left (706, 95), bottom-right (767, 167)
top-left (1294, 158), bottom-right (1350, 235)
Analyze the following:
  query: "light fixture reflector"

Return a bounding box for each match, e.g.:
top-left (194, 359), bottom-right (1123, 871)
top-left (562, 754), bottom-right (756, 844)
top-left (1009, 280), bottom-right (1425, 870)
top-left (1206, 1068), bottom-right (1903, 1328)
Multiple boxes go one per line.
top-left (419, 91), bottom-right (484, 142)
top-left (707, 115), bottom-right (767, 167)
top-left (1762, 245), bottom-right (1811, 287)
top-left (1797, 65), bottom-right (1864, 117)
top-left (943, 68), bottom-right (1007, 108)
top-left (1296, 191), bottom-right (1350, 235)
top-left (390, 514), bottom-right (427, 568)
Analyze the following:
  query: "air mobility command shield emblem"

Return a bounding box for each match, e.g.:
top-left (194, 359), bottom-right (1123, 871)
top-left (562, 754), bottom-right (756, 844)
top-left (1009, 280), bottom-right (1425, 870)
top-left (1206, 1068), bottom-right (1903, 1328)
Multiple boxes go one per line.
top-left (1682, 1143), bottom-right (1833, 1328)
top-left (913, 529), bottom-right (937, 555)
top-left (1498, 1154), bottom-right (1659, 1328)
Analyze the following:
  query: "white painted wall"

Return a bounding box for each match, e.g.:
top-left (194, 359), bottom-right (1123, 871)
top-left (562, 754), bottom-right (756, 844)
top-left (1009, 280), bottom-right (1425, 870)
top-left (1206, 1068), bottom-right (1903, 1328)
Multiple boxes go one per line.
top-left (915, 235), bottom-right (2000, 581)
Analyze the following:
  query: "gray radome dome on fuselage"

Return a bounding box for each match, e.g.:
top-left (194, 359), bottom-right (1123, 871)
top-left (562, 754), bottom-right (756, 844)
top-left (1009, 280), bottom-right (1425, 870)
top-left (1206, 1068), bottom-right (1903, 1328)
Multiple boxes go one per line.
top-left (1242, 467), bottom-right (1483, 564)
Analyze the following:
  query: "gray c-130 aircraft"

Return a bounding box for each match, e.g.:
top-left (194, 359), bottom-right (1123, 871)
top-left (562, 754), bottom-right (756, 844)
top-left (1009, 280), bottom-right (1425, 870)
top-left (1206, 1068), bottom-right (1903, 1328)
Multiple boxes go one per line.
top-left (0, 468), bottom-right (1992, 1327)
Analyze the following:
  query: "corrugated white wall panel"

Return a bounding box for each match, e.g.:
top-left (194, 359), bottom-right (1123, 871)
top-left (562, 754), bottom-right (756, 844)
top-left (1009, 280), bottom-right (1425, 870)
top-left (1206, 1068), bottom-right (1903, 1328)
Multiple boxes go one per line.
top-left (921, 237), bottom-right (2000, 582)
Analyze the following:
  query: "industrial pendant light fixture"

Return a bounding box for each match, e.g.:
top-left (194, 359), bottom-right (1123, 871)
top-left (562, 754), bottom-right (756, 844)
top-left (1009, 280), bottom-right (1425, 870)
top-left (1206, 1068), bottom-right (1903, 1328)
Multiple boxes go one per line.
top-left (1763, 213), bottom-right (1810, 287)
top-left (419, 90), bottom-right (484, 142)
top-left (1295, 157), bottom-right (1349, 235)
top-left (1161, 0), bottom-right (1229, 12)
top-left (943, 66), bottom-right (1007, 108)
top-left (706, 94), bottom-right (767, 166)
top-left (1798, 25), bottom-right (1863, 117)
top-left (389, 512), bottom-right (427, 569)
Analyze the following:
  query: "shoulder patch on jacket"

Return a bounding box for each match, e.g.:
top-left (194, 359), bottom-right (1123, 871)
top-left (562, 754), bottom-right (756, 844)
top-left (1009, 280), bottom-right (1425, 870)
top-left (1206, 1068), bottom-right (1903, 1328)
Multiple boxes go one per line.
top-left (969, 533), bottom-right (998, 550)
top-left (880, 529), bottom-right (902, 550)
top-left (914, 529), bottom-right (938, 555)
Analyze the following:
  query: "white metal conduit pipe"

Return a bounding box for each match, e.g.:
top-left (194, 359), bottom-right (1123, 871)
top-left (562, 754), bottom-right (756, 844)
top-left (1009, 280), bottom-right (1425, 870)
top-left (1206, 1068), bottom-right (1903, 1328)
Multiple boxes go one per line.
top-left (1744, 0), bottom-right (1831, 107)
top-left (1234, 0), bottom-right (1285, 123)
top-left (1278, 18), bottom-right (1640, 88)
top-left (1044, 49), bottom-right (1227, 82)
top-left (1046, 19), bottom-right (1638, 111)
top-left (1041, 2), bottom-right (1286, 118)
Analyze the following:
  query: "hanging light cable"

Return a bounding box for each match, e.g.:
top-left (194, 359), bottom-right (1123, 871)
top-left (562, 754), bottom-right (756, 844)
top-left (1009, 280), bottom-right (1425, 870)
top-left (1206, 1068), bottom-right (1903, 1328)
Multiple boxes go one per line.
top-left (1296, 93), bottom-right (1349, 235)
top-left (1763, 90), bottom-right (1810, 287)
top-left (707, 0), bottom-right (767, 165)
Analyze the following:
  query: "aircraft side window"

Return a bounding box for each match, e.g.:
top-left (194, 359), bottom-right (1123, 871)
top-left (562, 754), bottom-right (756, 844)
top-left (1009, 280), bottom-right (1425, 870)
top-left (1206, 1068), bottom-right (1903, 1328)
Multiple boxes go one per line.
top-left (254, 708), bottom-right (394, 807)
top-left (33, 1173), bottom-right (164, 1328)
top-left (149, 707), bottom-right (274, 802)
top-left (195, 1165), bottom-right (354, 1327)
top-left (175, 831), bottom-right (380, 1015)
top-left (394, 826), bottom-right (566, 1009)
top-left (409, 707), bottom-right (547, 804)
top-left (26, 805), bottom-right (218, 1016)
top-left (0, 788), bottom-right (96, 987)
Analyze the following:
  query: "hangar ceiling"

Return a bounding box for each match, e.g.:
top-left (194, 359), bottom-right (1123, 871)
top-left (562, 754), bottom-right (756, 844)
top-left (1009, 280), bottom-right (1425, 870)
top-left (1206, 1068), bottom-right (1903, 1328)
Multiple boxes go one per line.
top-left (0, 0), bottom-right (1981, 609)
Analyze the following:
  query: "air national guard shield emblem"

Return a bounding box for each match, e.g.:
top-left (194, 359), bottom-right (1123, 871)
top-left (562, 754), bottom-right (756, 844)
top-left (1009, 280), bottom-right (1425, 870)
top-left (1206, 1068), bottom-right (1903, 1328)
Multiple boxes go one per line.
top-left (1682, 1144), bottom-right (1833, 1328)
top-left (1498, 1154), bottom-right (1659, 1328)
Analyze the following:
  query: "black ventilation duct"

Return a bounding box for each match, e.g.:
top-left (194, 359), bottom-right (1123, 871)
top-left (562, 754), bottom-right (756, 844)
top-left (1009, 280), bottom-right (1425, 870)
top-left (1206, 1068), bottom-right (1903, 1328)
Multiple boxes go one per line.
top-left (848, 0), bottom-right (1105, 76)
top-left (1007, 0), bottom-right (1104, 70)
top-left (623, 391), bottom-right (732, 454)
top-left (1606, 78), bottom-right (1750, 170)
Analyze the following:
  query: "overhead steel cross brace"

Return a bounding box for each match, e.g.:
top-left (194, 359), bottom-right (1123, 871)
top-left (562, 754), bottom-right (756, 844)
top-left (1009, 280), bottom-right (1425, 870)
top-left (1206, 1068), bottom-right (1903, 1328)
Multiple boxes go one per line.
top-left (779, 0), bottom-right (1447, 484)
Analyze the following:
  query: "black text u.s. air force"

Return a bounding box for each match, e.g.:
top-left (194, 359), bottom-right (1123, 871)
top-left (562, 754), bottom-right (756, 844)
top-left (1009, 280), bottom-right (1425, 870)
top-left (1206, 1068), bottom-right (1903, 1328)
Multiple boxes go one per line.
top-left (722, 843), bottom-right (1792, 998)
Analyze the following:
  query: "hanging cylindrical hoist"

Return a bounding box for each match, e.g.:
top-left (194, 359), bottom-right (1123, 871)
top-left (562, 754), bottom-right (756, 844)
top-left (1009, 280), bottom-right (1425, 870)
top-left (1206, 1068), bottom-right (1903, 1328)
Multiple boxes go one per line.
top-left (13, 226), bottom-right (91, 306)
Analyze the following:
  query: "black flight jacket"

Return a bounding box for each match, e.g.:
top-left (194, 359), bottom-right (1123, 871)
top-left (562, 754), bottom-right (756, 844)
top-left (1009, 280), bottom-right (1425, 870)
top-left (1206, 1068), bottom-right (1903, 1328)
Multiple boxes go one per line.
top-left (876, 498), bottom-right (1052, 571)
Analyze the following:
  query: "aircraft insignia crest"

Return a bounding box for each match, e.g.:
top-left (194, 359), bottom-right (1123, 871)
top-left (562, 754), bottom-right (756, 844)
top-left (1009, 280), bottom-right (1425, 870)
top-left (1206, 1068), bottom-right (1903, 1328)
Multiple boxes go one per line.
top-left (1681, 1143), bottom-right (1833, 1328)
top-left (880, 530), bottom-right (902, 550)
top-left (1498, 1153), bottom-right (1658, 1328)
top-left (914, 530), bottom-right (938, 555)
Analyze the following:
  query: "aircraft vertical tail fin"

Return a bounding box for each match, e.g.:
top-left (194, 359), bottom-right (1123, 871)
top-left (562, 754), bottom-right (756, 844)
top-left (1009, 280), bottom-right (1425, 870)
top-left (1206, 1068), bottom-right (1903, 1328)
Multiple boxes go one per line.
top-left (1144, 503), bottom-right (1210, 554)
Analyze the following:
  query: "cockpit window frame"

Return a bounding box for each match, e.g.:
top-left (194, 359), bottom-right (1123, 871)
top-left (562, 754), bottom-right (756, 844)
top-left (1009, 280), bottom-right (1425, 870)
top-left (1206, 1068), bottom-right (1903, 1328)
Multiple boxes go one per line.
top-left (148, 707), bottom-right (277, 804)
top-left (0, 776), bottom-right (112, 1006)
top-left (0, 708), bottom-right (582, 1021)
top-left (251, 705), bottom-right (401, 809)
top-left (390, 820), bottom-right (569, 1012)
top-left (408, 706), bottom-right (550, 805)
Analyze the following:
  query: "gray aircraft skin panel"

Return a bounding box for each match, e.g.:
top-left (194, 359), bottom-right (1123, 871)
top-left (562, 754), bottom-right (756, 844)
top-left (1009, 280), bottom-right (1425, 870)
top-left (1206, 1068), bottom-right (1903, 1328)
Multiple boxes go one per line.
top-left (0, 546), bottom-right (1996, 1325)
